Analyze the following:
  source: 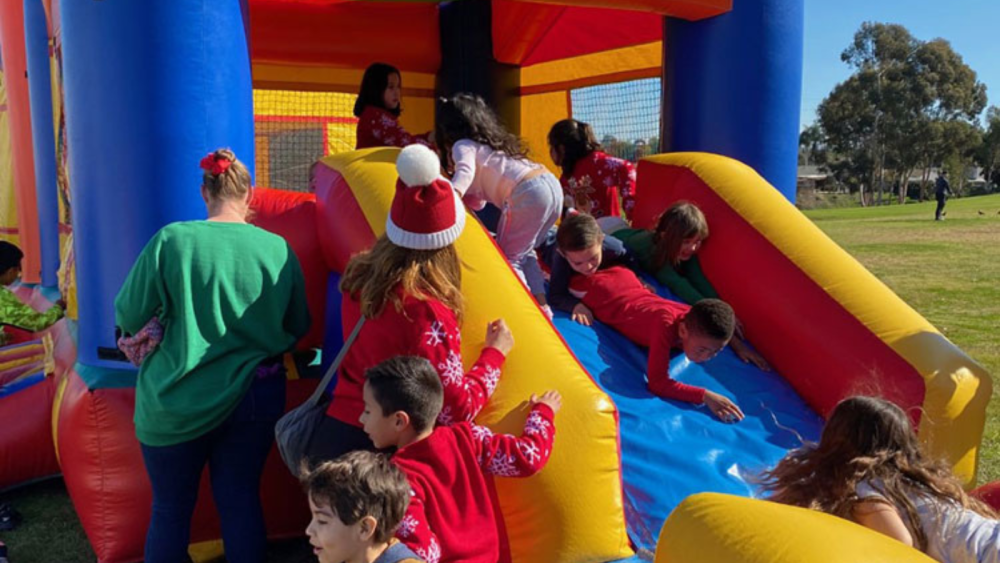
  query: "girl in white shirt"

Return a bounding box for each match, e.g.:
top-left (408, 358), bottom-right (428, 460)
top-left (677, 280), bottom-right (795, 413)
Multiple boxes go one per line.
top-left (761, 396), bottom-right (999, 563)
top-left (436, 94), bottom-right (562, 314)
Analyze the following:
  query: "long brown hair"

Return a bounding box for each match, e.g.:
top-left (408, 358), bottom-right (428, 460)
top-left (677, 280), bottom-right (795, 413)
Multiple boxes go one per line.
top-left (548, 119), bottom-right (601, 179)
top-left (652, 201), bottom-right (709, 269)
top-left (760, 396), bottom-right (997, 553)
top-left (340, 235), bottom-right (464, 322)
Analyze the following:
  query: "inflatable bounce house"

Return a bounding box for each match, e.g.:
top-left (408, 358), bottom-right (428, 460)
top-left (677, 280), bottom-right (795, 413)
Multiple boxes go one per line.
top-left (0, 1), bottom-right (994, 562)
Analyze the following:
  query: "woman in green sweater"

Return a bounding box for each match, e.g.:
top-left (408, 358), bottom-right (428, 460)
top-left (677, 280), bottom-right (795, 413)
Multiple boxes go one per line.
top-left (609, 201), bottom-right (718, 305)
top-left (114, 149), bottom-right (310, 563)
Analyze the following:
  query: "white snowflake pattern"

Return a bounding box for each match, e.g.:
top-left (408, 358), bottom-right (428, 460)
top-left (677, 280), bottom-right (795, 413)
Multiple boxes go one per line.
top-left (437, 350), bottom-right (464, 386)
top-left (397, 514), bottom-right (419, 538)
top-left (470, 424), bottom-right (495, 442)
top-left (488, 453), bottom-right (522, 477)
top-left (425, 321), bottom-right (447, 346)
top-left (416, 537), bottom-right (442, 563)
top-left (379, 114), bottom-right (396, 127)
top-left (525, 411), bottom-right (551, 440)
top-left (436, 406), bottom-right (455, 426)
top-left (627, 167), bottom-right (637, 182)
top-left (518, 441), bottom-right (541, 464)
top-left (482, 366), bottom-right (500, 395)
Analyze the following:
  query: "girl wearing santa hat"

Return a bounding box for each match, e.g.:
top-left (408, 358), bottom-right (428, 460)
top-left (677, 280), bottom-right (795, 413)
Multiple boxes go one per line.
top-left (436, 94), bottom-right (562, 315)
top-left (309, 144), bottom-right (513, 463)
top-left (354, 63), bottom-right (434, 150)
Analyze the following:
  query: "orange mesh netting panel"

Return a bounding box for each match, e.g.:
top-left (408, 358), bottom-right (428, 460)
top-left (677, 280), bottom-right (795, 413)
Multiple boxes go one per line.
top-left (254, 89), bottom-right (358, 191)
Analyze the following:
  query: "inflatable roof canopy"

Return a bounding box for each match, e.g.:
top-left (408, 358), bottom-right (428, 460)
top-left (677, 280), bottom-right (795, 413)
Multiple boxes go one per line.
top-left (248, 0), bottom-right (733, 170)
top-left (250, 0), bottom-right (731, 70)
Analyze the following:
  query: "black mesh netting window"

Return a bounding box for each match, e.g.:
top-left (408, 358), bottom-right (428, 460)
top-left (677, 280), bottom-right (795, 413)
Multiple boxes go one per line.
top-left (569, 78), bottom-right (661, 162)
top-left (253, 89), bottom-right (358, 191)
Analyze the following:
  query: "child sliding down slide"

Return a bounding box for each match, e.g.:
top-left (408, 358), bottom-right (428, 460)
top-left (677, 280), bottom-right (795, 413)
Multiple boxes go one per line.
top-left (552, 213), bottom-right (770, 422)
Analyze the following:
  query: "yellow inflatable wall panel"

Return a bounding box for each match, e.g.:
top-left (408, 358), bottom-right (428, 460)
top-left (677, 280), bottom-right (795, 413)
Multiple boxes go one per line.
top-left (321, 148), bottom-right (633, 563)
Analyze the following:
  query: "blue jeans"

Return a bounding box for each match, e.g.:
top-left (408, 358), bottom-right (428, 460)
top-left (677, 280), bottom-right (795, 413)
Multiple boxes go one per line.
top-left (140, 368), bottom-right (286, 563)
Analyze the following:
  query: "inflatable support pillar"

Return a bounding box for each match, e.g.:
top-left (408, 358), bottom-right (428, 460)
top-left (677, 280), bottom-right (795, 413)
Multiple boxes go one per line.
top-left (663, 0), bottom-right (804, 202)
top-left (61, 0), bottom-right (255, 369)
top-left (23, 0), bottom-right (59, 287)
top-left (0, 0), bottom-right (43, 283)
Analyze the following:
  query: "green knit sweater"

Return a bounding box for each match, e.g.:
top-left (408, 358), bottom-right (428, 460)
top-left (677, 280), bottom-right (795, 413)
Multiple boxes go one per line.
top-left (610, 228), bottom-right (719, 305)
top-left (115, 221), bottom-right (310, 446)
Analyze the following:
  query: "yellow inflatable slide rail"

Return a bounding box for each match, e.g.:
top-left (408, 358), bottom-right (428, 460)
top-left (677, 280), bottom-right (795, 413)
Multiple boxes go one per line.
top-left (655, 493), bottom-right (936, 563)
top-left (319, 148), bottom-right (633, 563)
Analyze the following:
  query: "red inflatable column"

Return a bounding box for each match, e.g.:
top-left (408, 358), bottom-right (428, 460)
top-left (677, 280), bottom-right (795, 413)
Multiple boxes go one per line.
top-left (0, 1), bottom-right (42, 283)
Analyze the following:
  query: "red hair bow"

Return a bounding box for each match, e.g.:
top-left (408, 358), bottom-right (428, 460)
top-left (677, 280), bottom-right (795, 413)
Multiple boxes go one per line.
top-left (200, 153), bottom-right (232, 176)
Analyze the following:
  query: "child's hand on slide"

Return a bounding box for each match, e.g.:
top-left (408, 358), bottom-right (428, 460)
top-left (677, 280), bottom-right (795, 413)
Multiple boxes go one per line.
top-left (731, 338), bottom-right (772, 372)
top-left (531, 390), bottom-right (563, 414)
top-left (485, 319), bottom-right (515, 356)
top-left (571, 303), bottom-right (594, 326)
top-left (703, 390), bottom-right (744, 422)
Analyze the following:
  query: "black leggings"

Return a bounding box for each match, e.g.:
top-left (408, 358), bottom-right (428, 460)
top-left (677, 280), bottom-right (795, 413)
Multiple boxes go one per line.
top-left (306, 415), bottom-right (373, 464)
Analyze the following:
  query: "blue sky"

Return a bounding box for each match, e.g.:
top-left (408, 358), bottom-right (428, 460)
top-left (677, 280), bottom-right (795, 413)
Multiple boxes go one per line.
top-left (802, 0), bottom-right (1000, 127)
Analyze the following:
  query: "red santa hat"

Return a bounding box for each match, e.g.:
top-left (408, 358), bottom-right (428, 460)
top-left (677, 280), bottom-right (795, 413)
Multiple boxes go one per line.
top-left (385, 144), bottom-right (465, 250)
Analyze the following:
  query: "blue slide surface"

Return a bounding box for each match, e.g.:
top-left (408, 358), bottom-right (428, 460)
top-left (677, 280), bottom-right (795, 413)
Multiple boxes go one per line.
top-left (551, 286), bottom-right (823, 555)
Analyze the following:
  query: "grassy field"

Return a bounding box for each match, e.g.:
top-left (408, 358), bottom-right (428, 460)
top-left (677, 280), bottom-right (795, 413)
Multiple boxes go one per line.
top-left (805, 193), bottom-right (1000, 484)
top-left (2, 194), bottom-right (997, 562)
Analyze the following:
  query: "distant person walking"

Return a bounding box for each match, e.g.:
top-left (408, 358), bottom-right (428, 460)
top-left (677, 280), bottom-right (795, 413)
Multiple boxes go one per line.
top-left (935, 170), bottom-right (952, 221)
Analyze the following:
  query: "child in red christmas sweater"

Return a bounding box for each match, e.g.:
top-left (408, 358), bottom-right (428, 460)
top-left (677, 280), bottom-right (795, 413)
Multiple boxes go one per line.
top-left (556, 213), bottom-right (770, 421)
top-left (360, 356), bottom-right (560, 563)
top-left (355, 63), bottom-right (434, 150)
top-left (548, 119), bottom-right (636, 219)
top-left (312, 145), bottom-right (514, 463)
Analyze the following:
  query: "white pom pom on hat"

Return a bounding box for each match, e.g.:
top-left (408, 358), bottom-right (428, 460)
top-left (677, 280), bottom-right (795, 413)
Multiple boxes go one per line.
top-left (386, 144), bottom-right (465, 250)
top-left (396, 144), bottom-right (441, 187)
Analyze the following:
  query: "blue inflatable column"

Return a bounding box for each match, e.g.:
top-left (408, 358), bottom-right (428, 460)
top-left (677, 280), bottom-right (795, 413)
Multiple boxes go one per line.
top-left (663, 0), bottom-right (804, 202)
top-left (22, 0), bottom-right (59, 287)
top-left (61, 0), bottom-right (254, 370)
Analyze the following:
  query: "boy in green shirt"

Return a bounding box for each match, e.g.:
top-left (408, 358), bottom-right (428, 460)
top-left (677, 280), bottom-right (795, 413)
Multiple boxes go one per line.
top-left (0, 242), bottom-right (64, 341)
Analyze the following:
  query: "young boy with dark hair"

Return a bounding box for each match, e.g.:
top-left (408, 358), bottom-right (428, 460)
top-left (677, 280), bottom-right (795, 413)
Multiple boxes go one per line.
top-left (553, 214), bottom-right (769, 422)
top-left (544, 212), bottom-right (638, 326)
top-left (0, 242), bottom-right (64, 340)
top-left (360, 356), bottom-right (560, 563)
top-left (303, 450), bottom-right (424, 563)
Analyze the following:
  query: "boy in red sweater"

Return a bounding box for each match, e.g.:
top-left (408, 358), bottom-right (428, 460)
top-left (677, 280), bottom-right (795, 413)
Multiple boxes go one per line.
top-left (555, 213), bottom-right (770, 422)
top-left (359, 356), bottom-right (560, 563)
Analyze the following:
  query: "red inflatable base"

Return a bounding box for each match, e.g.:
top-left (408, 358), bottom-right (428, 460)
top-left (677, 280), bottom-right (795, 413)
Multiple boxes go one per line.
top-left (57, 370), bottom-right (315, 563)
top-left (972, 481), bottom-right (1000, 512)
top-left (0, 375), bottom-right (59, 491)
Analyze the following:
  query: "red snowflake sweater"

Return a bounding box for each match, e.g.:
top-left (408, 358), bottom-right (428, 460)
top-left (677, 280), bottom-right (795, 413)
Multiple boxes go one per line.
top-left (570, 266), bottom-right (705, 403)
top-left (561, 151), bottom-right (636, 219)
top-left (327, 291), bottom-right (505, 426)
top-left (392, 404), bottom-right (556, 563)
top-left (356, 106), bottom-right (434, 150)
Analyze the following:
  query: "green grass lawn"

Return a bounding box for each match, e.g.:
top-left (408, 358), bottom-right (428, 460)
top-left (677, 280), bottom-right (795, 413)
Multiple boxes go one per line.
top-left (805, 193), bottom-right (1000, 484)
top-left (2, 194), bottom-right (997, 562)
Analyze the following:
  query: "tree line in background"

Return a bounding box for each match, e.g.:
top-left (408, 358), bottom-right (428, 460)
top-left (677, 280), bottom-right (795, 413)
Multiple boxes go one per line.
top-left (800, 22), bottom-right (1000, 206)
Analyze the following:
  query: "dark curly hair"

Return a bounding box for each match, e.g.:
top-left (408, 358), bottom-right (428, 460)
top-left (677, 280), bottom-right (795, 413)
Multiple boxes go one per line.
top-left (435, 93), bottom-right (527, 161)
